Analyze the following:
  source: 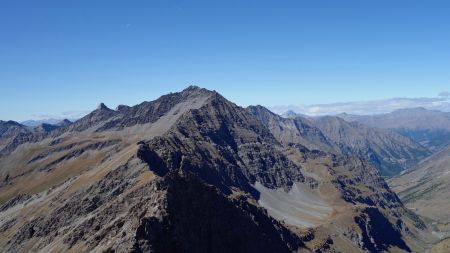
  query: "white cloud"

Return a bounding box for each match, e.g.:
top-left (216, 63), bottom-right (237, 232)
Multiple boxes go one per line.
top-left (270, 96), bottom-right (450, 116)
top-left (61, 110), bottom-right (90, 118)
top-left (31, 110), bottom-right (89, 120)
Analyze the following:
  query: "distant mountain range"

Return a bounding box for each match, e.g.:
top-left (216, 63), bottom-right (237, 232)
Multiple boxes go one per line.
top-left (336, 108), bottom-right (450, 152)
top-left (0, 119), bottom-right (72, 157)
top-left (248, 106), bottom-right (430, 176)
top-left (0, 86), bottom-right (445, 252)
top-left (21, 118), bottom-right (77, 127)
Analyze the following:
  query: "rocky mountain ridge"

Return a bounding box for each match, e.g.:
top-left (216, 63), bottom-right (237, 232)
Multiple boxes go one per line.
top-left (0, 86), bottom-right (439, 252)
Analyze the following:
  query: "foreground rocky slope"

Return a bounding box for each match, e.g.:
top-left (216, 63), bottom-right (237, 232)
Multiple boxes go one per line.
top-left (0, 86), bottom-right (438, 252)
top-left (247, 106), bottom-right (430, 176)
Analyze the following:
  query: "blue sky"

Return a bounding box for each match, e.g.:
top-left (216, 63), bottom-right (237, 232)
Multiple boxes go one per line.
top-left (1, 1), bottom-right (450, 120)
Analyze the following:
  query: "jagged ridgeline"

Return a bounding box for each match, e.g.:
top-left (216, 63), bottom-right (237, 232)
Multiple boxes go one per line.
top-left (0, 86), bottom-right (438, 252)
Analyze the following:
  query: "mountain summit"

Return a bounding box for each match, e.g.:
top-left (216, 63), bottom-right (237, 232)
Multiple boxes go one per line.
top-left (96, 102), bottom-right (111, 111)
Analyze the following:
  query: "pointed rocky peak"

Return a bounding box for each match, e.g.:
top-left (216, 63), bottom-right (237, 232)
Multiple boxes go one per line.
top-left (57, 119), bottom-right (72, 127)
top-left (183, 85), bottom-right (203, 92)
top-left (96, 103), bottom-right (111, 111)
top-left (396, 107), bottom-right (427, 112)
top-left (58, 103), bottom-right (119, 133)
top-left (180, 85), bottom-right (217, 98)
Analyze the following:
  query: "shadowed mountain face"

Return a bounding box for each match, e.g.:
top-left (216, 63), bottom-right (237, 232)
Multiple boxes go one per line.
top-left (247, 106), bottom-right (430, 176)
top-left (0, 87), bottom-right (438, 252)
top-left (139, 93), bottom-right (304, 195)
top-left (337, 108), bottom-right (450, 152)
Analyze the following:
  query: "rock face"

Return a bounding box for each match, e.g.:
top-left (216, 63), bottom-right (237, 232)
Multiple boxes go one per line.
top-left (0, 86), bottom-right (437, 252)
top-left (354, 207), bottom-right (411, 253)
top-left (248, 106), bottom-right (430, 176)
top-left (139, 94), bottom-right (304, 195)
top-left (311, 116), bottom-right (430, 176)
top-left (247, 106), bottom-right (335, 153)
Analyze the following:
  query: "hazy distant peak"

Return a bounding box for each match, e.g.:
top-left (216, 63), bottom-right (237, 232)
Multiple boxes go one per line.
top-left (57, 119), bottom-right (72, 127)
top-left (282, 110), bottom-right (299, 118)
top-left (1, 120), bottom-right (23, 127)
top-left (392, 107), bottom-right (428, 113)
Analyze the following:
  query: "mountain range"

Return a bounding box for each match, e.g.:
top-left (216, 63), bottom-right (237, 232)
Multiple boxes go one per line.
top-left (21, 119), bottom-right (76, 127)
top-left (248, 106), bottom-right (430, 176)
top-left (337, 108), bottom-right (450, 152)
top-left (0, 86), bottom-right (447, 252)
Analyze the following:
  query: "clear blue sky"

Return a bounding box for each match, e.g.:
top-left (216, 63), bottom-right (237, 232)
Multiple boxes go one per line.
top-left (1, 0), bottom-right (450, 120)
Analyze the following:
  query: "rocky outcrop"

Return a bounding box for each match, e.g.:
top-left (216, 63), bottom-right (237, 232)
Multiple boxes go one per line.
top-left (130, 172), bottom-right (302, 253)
top-left (139, 94), bottom-right (304, 195)
top-left (355, 207), bottom-right (411, 253)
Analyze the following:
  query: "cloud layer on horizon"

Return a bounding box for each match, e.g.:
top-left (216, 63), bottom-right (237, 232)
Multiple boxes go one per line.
top-left (19, 91), bottom-right (450, 121)
top-left (30, 110), bottom-right (90, 121)
top-left (270, 92), bottom-right (450, 116)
